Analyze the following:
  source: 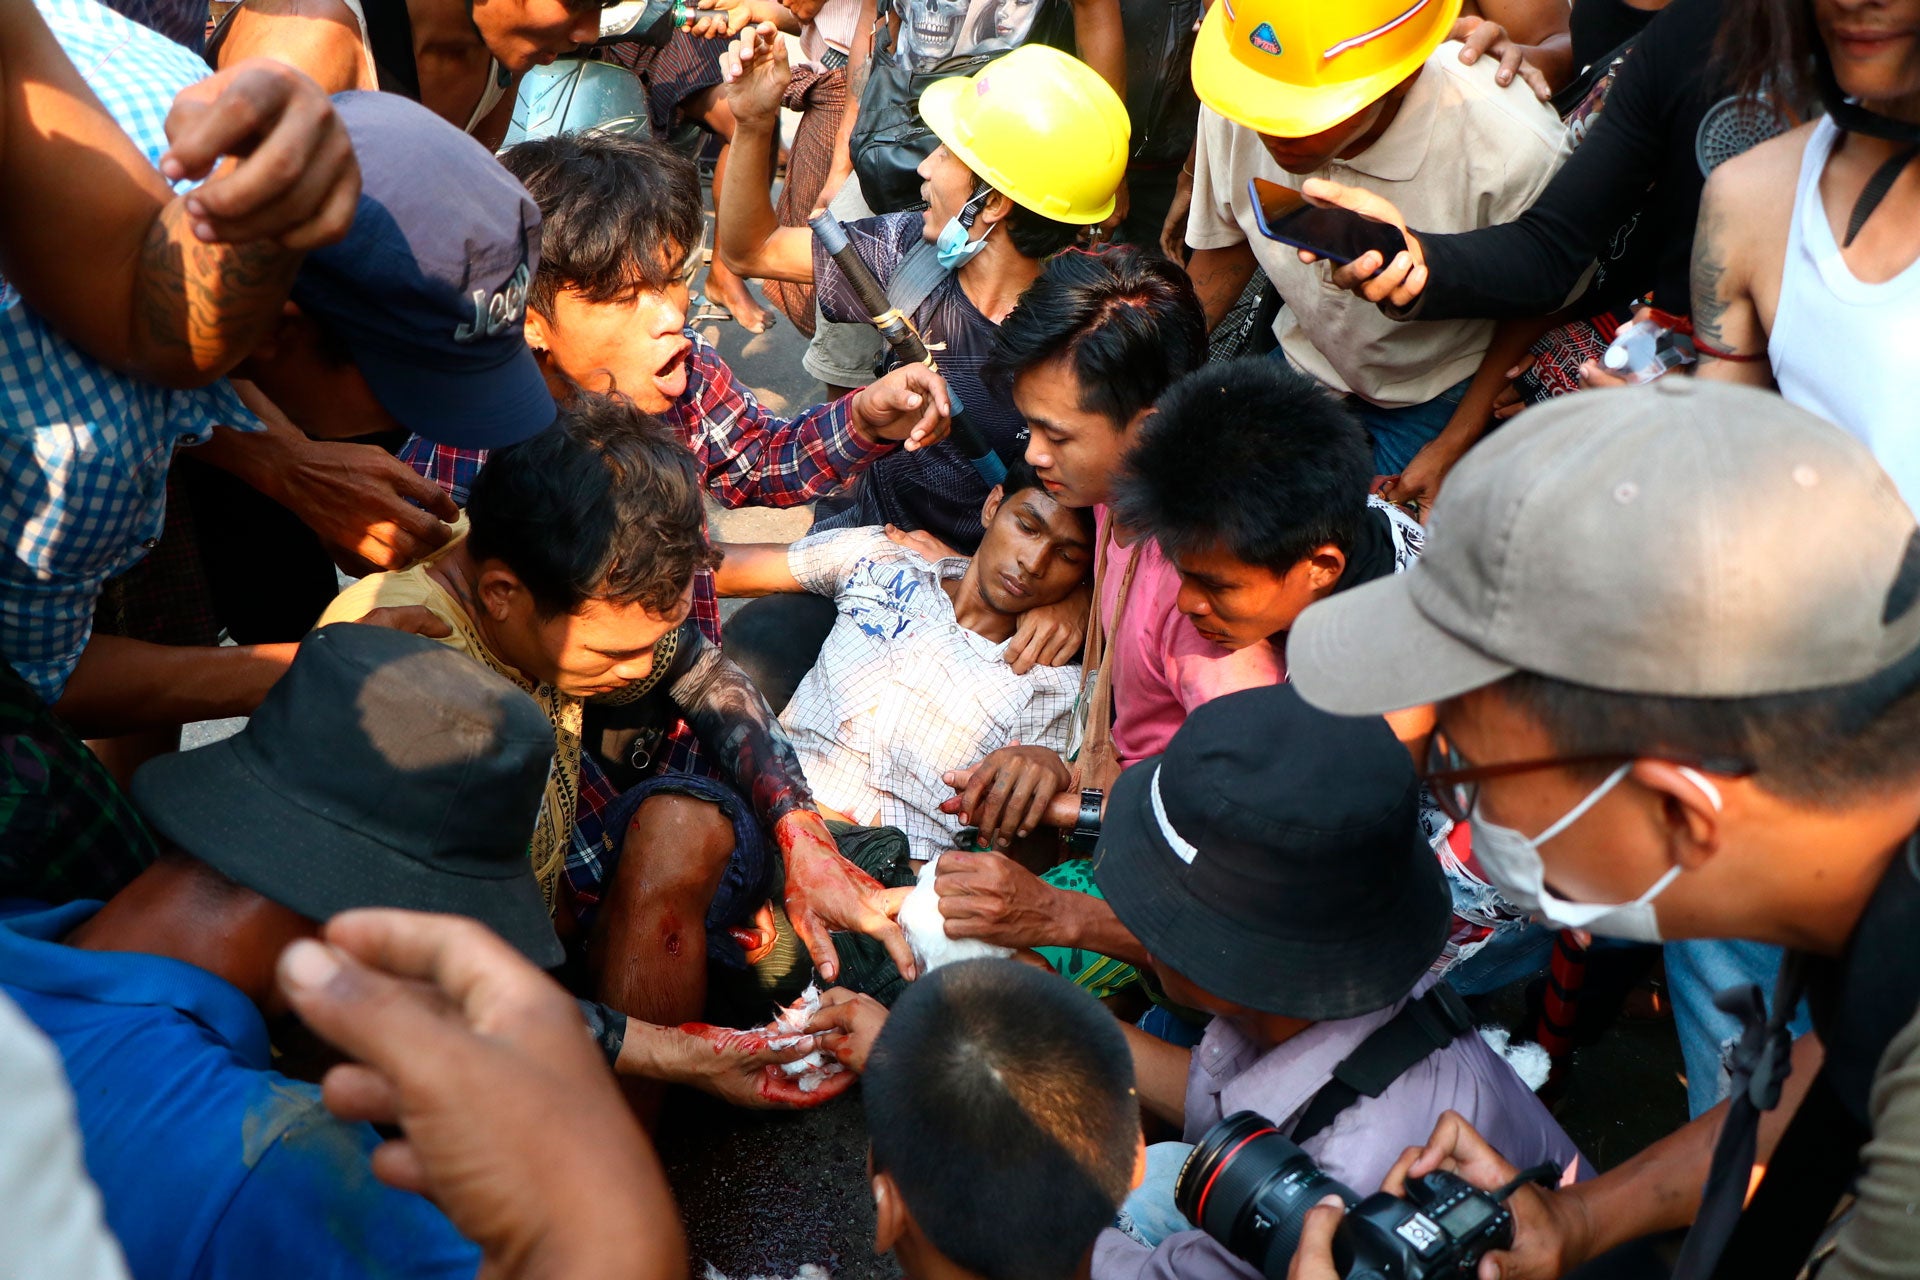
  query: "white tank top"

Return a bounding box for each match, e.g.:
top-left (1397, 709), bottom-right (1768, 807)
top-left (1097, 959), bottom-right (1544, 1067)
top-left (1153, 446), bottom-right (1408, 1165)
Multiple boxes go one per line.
top-left (1770, 116), bottom-right (1920, 514)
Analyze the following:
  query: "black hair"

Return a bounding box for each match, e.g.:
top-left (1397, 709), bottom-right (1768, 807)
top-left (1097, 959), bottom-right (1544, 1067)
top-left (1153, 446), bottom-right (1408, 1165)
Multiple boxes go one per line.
top-left (865, 959), bottom-right (1139, 1280)
top-left (1001, 455), bottom-right (1096, 540)
top-left (498, 133), bottom-right (704, 316)
top-left (1491, 671), bottom-right (1920, 808)
top-left (1715, 0), bottom-right (1823, 110)
top-left (465, 393), bottom-right (719, 617)
top-left (1111, 358), bottom-right (1372, 574)
top-left (1000, 201), bottom-right (1085, 261)
top-left (987, 245), bottom-right (1208, 430)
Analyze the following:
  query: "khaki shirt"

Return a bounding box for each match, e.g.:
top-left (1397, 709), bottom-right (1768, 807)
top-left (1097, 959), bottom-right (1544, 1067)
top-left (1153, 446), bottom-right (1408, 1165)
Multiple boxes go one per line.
top-left (1188, 43), bottom-right (1569, 408)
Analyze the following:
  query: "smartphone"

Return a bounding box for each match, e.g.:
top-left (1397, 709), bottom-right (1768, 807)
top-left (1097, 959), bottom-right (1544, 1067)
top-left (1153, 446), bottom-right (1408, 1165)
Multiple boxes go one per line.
top-left (1247, 177), bottom-right (1408, 266)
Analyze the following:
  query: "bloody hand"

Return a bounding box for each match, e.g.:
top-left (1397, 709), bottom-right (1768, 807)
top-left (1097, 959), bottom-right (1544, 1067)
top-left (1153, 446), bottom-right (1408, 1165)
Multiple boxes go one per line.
top-left (675, 1022), bottom-right (854, 1109)
top-left (776, 811), bottom-right (918, 984)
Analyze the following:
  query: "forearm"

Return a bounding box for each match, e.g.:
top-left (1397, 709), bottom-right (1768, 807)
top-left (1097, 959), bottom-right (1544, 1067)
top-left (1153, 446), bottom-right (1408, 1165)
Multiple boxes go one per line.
top-left (1119, 1020), bottom-right (1192, 1128)
top-left (1434, 314), bottom-right (1555, 452)
top-left (189, 386), bottom-right (306, 500)
top-left (54, 633), bottom-right (296, 736)
top-left (1187, 244), bottom-right (1258, 332)
top-left (1055, 890), bottom-right (1152, 966)
top-left (711, 543), bottom-right (804, 596)
top-left (749, 1), bottom-right (803, 33)
top-left (1557, 1033), bottom-right (1824, 1262)
top-left (699, 370), bottom-right (888, 507)
top-left (613, 1017), bottom-right (704, 1083)
top-left (716, 115), bottom-right (811, 281)
top-left (1070, 0), bottom-right (1126, 97)
top-left (669, 629), bottom-right (816, 824)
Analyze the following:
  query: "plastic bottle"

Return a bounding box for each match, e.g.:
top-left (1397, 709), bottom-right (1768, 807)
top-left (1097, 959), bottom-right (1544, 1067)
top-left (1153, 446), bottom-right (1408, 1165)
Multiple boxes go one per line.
top-left (1601, 318), bottom-right (1696, 384)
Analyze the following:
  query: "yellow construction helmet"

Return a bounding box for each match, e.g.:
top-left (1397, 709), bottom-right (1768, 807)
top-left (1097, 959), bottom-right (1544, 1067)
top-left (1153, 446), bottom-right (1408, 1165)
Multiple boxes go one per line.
top-left (1192, 0), bottom-right (1464, 138)
top-left (918, 44), bottom-right (1131, 226)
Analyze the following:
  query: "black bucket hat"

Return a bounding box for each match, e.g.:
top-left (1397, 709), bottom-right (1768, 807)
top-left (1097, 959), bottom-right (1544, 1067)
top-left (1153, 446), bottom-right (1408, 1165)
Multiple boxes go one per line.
top-left (1092, 684), bottom-right (1448, 1021)
top-left (132, 623), bottom-right (563, 967)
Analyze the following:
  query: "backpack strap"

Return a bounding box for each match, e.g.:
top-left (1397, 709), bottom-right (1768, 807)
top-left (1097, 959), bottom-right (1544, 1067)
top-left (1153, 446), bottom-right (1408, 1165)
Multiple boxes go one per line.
top-left (1290, 984), bottom-right (1476, 1146)
top-left (884, 238), bottom-right (949, 326)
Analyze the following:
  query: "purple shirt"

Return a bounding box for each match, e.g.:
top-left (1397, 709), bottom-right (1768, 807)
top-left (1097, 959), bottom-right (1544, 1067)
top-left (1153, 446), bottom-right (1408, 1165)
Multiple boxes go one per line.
top-left (1094, 977), bottom-right (1584, 1280)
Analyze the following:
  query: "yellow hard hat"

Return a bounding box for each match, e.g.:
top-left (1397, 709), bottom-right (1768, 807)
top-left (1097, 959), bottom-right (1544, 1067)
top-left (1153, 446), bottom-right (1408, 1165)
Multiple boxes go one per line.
top-left (1191, 0), bottom-right (1464, 139)
top-left (917, 45), bottom-right (1130, 226)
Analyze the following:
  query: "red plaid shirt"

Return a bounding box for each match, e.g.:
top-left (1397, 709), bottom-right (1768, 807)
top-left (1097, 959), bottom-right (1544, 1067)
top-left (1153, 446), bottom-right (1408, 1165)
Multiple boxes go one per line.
top-left (401, 329), bottom-right (892, 776)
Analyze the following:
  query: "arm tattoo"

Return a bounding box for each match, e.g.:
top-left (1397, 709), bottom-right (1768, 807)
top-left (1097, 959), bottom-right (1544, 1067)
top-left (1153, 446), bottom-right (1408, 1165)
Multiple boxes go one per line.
top-left (136, 200), bottom-right (301, 378)
top-left (665, 623), bottom-right (817, 825)
top-left (1688, 200), bottom-right (1750, 359)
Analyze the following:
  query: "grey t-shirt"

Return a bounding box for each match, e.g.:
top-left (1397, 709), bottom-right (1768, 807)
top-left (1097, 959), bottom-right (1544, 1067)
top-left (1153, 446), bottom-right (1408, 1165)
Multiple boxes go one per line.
top-left (1823, 1006), bottom-right (1920, 1278)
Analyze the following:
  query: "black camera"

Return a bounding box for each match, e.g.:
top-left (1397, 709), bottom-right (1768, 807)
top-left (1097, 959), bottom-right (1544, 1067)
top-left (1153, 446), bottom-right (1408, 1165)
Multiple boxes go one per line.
top-left (1176, 1111), bottom-right (1526, 1280)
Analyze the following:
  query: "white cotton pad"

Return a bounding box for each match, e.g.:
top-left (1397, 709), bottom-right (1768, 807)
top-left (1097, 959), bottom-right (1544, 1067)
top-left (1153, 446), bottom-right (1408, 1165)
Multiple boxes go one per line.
top-left (765, 983), bottom-right (847, 1092)
top-left (1478, 1025), bottom-right (1553, 1094)
top-left (898, 855), bottom-right (1014, 975)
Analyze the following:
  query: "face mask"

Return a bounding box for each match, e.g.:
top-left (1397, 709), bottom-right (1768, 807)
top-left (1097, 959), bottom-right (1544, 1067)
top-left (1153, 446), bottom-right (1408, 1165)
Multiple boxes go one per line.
top-left (935, 188), bottom-right (994, 271)
top-left (1470, 766), bottom-right (1722, 944)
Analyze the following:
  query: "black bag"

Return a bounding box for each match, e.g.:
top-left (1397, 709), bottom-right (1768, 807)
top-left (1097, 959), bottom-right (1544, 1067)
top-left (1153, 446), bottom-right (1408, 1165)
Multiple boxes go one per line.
top-left (850, 21), bottom-right (1002, 214)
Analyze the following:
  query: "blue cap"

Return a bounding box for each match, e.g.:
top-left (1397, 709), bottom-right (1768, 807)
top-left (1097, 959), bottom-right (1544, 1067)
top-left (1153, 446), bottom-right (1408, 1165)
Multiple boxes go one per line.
top-left (291, 92), bottom-right (556, 449)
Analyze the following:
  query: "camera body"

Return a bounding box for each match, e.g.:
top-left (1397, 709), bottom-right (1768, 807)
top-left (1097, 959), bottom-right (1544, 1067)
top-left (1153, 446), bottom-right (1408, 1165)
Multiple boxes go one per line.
top-left (1176, 1111), bottom-right (1515, 1280)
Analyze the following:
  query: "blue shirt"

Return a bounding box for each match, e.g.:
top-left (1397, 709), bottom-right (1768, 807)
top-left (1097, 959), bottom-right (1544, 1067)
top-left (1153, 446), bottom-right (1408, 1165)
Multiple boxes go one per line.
top-left (0, 0), bottom-right (259, 701)
top-left (0, 902), bottom-right (480, 1280)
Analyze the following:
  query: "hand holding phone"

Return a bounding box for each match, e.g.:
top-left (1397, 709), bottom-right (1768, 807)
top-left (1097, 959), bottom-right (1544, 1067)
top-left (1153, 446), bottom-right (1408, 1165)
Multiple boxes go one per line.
top-left (1247, 177), bottom-right (1409, 267)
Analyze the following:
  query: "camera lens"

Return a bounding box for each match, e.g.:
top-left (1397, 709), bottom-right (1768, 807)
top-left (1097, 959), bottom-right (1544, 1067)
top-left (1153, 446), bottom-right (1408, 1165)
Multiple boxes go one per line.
top-left (1176, 1112), bottom-right (1358, 1277)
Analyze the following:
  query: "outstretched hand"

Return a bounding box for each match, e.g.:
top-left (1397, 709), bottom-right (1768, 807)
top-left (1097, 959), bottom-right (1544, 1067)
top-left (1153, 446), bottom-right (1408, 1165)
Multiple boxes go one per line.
top-left (1452, 16), bottom-right (1554, 102)
top-left (776, 811), bottom-right (918, 984)
top-left (161, 58), bottom-right (360, 249)
top-left (850, 364), bottom-right (954, 451)
top-left (1299, 179), bottom-right (1428, 309)
top-left (721, 23), bottom-right (791, 124)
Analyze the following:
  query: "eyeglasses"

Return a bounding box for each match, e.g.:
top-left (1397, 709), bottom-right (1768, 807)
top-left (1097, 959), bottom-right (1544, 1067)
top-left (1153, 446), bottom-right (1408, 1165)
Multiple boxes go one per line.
top-left (1420, 733), bottom-right (1754, 825)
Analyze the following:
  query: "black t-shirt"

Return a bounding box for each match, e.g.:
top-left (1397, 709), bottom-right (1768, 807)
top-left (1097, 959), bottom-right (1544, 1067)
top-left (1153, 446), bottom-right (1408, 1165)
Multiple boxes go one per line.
top-left (1409, 0), bottom-right (1764, 323)
top-left (813, 212), bottom-right (1027, 552)
top-left (1568, 0), bottom-right (1661, 72)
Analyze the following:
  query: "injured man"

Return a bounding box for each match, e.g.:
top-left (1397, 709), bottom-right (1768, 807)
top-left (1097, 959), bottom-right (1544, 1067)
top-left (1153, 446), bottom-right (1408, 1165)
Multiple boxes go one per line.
top-left (717, 460), bottom-right (1095, 863)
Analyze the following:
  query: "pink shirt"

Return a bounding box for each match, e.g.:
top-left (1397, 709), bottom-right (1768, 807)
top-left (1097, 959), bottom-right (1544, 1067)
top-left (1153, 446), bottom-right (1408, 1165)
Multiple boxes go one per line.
top-left (1098, 511), bottom-right (1283, 766)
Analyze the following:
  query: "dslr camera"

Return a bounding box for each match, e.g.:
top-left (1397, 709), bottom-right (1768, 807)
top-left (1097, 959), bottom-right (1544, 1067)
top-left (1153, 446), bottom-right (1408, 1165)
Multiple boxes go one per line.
top-left (1176, 1111), bottom-right (1536, 1280)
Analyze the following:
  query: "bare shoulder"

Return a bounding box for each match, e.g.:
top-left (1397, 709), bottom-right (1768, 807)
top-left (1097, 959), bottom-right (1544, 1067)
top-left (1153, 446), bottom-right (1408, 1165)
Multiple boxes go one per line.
top-left (1704, 123), bottom-right (1813, 219)
top-left (216, 0), bottom-right (370, 91)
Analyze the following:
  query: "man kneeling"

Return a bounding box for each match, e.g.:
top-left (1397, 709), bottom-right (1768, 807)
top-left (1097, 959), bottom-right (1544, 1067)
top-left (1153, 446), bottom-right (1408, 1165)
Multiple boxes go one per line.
top-left (320, 396), bottom-right (913, 1043)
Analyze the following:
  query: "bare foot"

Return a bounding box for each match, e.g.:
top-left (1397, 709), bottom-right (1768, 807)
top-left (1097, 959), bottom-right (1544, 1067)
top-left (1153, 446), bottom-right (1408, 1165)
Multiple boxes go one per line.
top-left (704, 255), bottom-right (774, 334)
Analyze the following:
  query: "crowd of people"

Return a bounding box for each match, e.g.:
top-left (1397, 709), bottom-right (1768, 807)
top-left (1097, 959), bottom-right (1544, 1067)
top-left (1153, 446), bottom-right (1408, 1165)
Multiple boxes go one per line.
top-left (2, 0), bottom-right (1919, 1277)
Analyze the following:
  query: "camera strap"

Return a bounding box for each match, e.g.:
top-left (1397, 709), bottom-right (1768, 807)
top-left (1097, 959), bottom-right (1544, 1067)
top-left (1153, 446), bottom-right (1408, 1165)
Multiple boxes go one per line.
top-left (1291, 983), bottom-right (1475, 1146)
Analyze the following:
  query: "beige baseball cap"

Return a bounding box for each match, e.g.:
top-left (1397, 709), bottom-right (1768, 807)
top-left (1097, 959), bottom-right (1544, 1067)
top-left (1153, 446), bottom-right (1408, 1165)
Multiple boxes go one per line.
top-left (1287, 379), bottom-right (1920, 715)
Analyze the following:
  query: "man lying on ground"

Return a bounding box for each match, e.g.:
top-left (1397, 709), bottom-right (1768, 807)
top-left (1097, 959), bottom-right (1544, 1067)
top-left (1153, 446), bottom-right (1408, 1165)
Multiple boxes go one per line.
top-left (714, 459), bottom-right (1094, 863)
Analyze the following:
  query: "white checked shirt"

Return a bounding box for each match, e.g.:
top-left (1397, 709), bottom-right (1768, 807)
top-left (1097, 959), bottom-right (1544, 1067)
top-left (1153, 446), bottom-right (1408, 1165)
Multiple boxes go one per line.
top-left (780, 528), bottom-right (1081, 860)
top-left (0, 0), bottom-right (258, 700)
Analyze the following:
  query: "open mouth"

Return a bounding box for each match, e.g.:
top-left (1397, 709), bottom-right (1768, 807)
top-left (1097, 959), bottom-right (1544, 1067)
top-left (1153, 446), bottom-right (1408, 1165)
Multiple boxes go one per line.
top-left (652, 342), bottom-right (692, 396)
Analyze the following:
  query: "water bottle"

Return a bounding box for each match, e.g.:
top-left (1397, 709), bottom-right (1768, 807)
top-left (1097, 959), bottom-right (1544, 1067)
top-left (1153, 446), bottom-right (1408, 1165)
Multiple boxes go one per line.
top-left (1601, 318), bottom-right (1695, 384)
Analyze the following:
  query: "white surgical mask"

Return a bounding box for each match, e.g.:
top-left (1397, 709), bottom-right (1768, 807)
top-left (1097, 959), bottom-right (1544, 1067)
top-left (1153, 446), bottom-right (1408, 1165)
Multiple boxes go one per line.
top-left (935, 189), bottom-right (994, 270)
top-left (1470, 766), bottom-right (1721, 943)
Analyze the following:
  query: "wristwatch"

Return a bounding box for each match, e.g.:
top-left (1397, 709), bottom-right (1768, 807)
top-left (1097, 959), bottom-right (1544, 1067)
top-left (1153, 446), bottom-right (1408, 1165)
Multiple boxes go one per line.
top-left (1072, 788), bottom-right (1105, 843)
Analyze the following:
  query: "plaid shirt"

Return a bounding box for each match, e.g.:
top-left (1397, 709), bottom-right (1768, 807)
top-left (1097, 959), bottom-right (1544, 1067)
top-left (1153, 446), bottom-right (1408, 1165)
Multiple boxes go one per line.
top-left (0, 0), bottom-right (258, 700)
top-left (778, 528), bottom-right (1081, 861)
top-left (402, 330), bottom-right (889, 775)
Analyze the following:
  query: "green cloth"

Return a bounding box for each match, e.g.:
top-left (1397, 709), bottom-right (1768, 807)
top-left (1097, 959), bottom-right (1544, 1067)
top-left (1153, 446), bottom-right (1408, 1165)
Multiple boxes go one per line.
top-left (1036, 858), bottom-right (1141, 1000)
top-left (0, 655), bottom-right (156, 904)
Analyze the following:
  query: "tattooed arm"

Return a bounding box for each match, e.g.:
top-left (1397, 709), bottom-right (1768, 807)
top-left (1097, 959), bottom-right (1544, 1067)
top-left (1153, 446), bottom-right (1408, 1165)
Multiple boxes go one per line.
top-left (1690, 159), bottom-right (1777, 388)
top-left (663, 621), bottom-right (917, 984)
top-left (1187, 243), bottom-right (1260, 333)
top-left (0, 8), bottom-right (356, 387)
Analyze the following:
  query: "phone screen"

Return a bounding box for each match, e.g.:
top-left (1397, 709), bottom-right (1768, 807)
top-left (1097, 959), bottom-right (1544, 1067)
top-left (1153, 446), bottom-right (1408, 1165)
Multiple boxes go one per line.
top-left (1247, 177), bottom-right (1408, 266)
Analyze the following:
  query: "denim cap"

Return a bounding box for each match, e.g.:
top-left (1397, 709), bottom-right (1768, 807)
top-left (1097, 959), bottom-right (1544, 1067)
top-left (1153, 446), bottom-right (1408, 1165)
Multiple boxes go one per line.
top-left (290, 91), bottom-right (556, 449)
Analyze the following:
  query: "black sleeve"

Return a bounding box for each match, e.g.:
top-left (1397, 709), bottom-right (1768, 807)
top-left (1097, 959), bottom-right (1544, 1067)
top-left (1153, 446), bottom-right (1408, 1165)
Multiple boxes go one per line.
top-left (1397, 0), bottom-right (1708, 323)
top-left (661, 621), bottom-right (817, 830)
